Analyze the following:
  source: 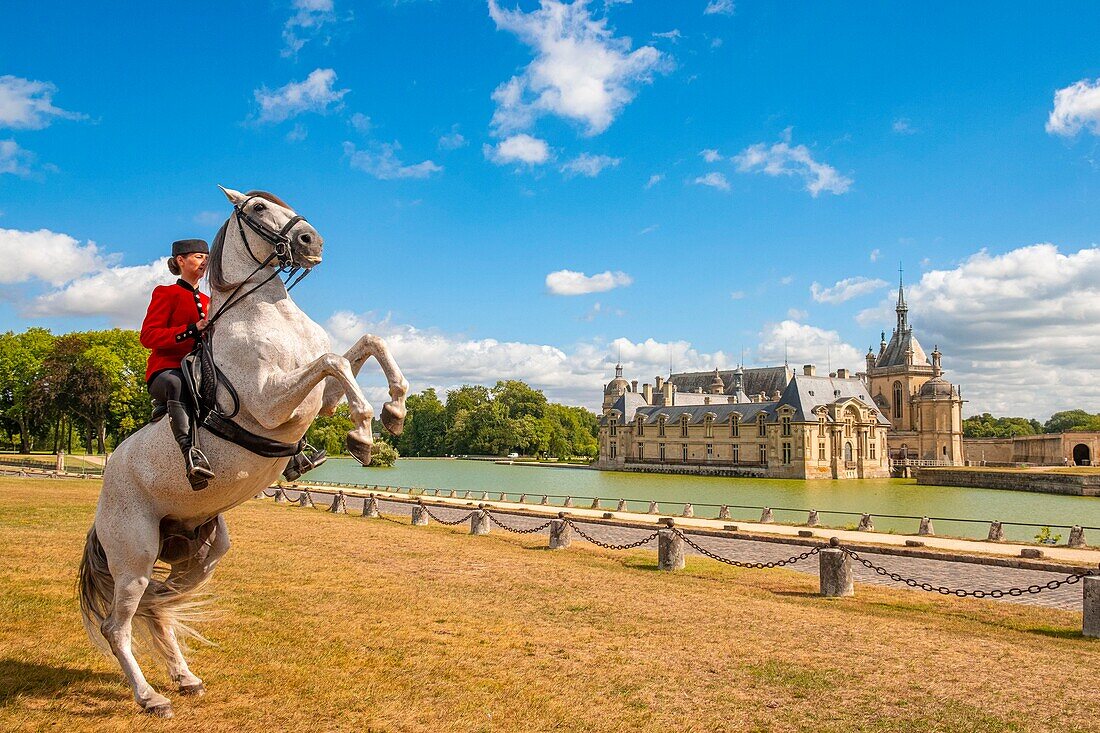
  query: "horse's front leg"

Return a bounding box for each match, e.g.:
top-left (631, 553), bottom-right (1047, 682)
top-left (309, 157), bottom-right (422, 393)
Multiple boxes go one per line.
top-left (320, 334), bottom-right (408, 436)
top-left (250, 353), bottom-right (376, 464)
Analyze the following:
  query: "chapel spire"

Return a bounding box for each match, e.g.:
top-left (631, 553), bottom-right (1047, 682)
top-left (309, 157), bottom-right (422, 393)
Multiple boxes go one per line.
top-left (896, 265), bottom-right (909, 333)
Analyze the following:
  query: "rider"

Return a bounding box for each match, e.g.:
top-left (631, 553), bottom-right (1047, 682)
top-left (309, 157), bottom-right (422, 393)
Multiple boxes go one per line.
top-left (141, 239), bottom-right (215, 489)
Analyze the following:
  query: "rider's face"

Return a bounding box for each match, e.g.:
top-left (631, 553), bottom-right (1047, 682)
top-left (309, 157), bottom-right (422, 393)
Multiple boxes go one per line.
top-left (176, 253), bottom-right (208, 282)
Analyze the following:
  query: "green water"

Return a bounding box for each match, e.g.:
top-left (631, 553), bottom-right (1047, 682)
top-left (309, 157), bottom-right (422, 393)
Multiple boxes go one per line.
top-left (308, 458), bottom-right (1100, 543)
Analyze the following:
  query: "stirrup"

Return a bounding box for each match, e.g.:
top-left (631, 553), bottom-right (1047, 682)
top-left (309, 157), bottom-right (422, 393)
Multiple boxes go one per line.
top-left (186, 447), bottom-right (215, 485)
top-left (282, 447), bottom-right (327, 482)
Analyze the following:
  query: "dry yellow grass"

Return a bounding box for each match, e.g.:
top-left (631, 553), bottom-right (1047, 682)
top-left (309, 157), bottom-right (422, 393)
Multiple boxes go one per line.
top-left (1, 477), bottom-right (1098, 733)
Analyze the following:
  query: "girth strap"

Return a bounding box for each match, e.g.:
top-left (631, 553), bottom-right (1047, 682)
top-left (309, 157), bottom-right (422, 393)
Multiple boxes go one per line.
top-left (202, 412), bottom-right (303, 458)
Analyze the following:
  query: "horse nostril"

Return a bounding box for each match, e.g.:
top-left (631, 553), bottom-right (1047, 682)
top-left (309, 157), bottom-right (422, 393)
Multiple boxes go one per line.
top-left (299, 233), bottom-right (312, 245)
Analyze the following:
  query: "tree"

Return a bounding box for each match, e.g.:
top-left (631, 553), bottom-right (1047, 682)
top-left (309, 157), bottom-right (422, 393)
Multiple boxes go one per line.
top-left (306, 403), bottom-right (356, 456)
top-left (1044, 410), bottom-right (1100, 434)
top-left (445, 385), bottom-right (491, 425)
top-left (492, 380), bottom-right (547, 421)
top-left (962, 413), bottom-right (1040, 439)
top-left (397, 388), bottom-right (447, 456)
top-left (0, 328), bottom-right (55, 452)
top-left (369, 439), bottom-right (398, 467)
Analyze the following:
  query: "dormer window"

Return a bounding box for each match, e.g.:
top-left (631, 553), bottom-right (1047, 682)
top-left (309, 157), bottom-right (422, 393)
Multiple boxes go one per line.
top-left (781, 416), bottom-right (792, 437)
top-left (704, 415), bottom-right (714, 438)
top-left (636, 415), bottom-right (645, 437)
top-left (680, 415), bottom-right (689, 438)
top-left (757, 413), bottom-right (767, 437)
top-left (730, 415), bottom-right (740, 438)
top-left (609, 418), bottom-right (617, 437)
top-left (658, 416), bottom-right (666, 437)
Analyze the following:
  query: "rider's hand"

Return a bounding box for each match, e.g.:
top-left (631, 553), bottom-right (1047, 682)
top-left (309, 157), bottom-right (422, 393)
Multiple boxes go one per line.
top-left (196, 318), bottom-right (209, 331)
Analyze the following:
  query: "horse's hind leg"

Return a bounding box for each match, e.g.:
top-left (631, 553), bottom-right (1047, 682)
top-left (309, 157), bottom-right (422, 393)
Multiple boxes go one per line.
top-left (150, 516), bottom-right (232, 696)
top-left (97, 512), bottom-right (174, 717)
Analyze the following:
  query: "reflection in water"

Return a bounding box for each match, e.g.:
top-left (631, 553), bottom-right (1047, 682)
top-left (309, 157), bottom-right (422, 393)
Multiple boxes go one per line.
top-left (308, 458), bottom-right (1100, 543)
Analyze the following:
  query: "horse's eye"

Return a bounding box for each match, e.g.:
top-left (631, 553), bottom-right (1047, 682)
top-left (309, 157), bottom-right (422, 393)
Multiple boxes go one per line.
top-left (253, 203), bottom-right (266, 212)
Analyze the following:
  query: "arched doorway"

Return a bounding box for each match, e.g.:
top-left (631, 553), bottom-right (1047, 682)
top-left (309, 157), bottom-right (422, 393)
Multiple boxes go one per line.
top-left (1073, 444), bottom-right (1091, 466)
top-left (843, 442), bottom-right (853, 461)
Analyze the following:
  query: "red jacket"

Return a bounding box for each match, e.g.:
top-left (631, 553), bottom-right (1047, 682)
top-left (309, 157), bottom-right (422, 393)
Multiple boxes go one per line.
top-left (140, 279), bottom-right (211, 383)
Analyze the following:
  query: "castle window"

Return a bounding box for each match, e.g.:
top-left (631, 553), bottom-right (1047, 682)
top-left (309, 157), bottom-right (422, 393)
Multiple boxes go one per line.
top-left (757, 414), bottom-right (767, 437)
top-left (637, 442), bottom-right (643, 458)
top-left (782, 442), bottom-right (792, 465)
top-left (781, 416), bottom-right (792, 437)
top-left (732, 444), bottom-right (740, 463)
top-left (680, 415), bottom-right (689, 438)
top-left (893, 382), bottom-right (903, 419)
top-left (609, 418), bottom-right (617, 437)
top-left (681, 444), bottom-right (689, 462)
top-left (610, 443), bottom-right (616, 459)
top-left (818, 417), bottom-right (826, 437)
top-left (637, 415), bottom-right (644, 437)
top-left (705, 415), bottom-right (714, 438)
top-left (658, 416), bottom-right (666, 438)
top-left (818, 442), bottom-right (826, 461)
top-left (659, 443), bottom-right (666, 460)
top-left (730, 415), bottom-right (740, 438)
top-left (706, 443), bottom-right (713, 458)
top-left (869, 440), bottom-right (877, 460)
top-left (758, 444), bottom-right (767, 465)
top-left (844, 442), bottom-right (853, 461)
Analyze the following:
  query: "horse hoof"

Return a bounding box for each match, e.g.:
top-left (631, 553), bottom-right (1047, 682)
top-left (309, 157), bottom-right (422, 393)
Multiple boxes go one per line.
top-left (143, 702), bottom-right (174, 718)
top-left (179, 682), bottom-right (205, 697)
top-left (346, 433), bottom-right (373, 466)
top-left (380, 402), bottom-right (406, 436)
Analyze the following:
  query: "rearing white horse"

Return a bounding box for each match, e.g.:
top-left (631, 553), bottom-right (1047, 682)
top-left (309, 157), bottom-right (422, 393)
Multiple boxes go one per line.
top-left (79, 186), bottom-right (408, 718)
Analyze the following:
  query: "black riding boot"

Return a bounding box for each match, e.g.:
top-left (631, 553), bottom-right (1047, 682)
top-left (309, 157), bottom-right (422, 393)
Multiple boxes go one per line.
top-left (282, 444), bottom-right (328, 482)
top-left (166, 400), bottom-right (215, 489)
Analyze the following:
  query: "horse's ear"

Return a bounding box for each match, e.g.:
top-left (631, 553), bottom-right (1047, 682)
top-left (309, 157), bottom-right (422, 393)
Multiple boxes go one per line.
top-left (218, 185), bottom-right (245, 205)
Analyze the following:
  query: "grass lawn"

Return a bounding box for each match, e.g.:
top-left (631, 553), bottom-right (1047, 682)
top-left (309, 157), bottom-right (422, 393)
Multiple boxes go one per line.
top-left (1, 477), bottom-right (1098, 732)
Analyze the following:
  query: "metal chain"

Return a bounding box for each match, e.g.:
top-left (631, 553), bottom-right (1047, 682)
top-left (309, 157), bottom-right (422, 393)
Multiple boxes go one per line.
top-left (376, 512), bottom-right (408, 525)
top-left (841, 546), bottom-right (1097, 598)
top-left (486, 511), bottom-right (553, 534)
top-left (422, 506), bottom-right (477, 526)
top-left (674, 529), bottom-right (821, 568)
top-left (262, 489), bottom-right (278, 498)
top-left (565, 519), bottom-right (660, 550)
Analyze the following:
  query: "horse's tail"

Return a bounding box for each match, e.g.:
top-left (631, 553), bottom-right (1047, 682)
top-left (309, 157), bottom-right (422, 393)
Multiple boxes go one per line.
top-left (78, 524), bottom-right (115, 656)
top-left (79, 524), bottom-right (215, 660)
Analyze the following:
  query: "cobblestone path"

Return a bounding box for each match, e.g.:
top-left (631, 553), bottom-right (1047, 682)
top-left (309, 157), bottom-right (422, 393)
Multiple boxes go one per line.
top-left (296, 491), bottom-right (1089, 613)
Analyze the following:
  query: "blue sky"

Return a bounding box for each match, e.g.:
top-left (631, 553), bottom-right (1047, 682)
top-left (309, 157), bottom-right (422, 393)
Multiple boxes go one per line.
top-left (2, 1), bottom-right (1099, 418)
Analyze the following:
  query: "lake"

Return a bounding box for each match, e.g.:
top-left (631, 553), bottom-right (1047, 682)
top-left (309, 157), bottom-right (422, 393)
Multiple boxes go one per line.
top-left (308, 458), bottom-right (1100, 543)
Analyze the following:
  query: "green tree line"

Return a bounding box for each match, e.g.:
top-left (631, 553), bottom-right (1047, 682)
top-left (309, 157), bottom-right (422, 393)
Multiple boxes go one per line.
top-left (962, 410), bottom-right (1100, 438)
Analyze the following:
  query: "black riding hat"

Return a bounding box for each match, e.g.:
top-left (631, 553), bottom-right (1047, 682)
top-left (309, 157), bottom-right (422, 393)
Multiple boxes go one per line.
top-left (171, 239), bottom-right (209, 257)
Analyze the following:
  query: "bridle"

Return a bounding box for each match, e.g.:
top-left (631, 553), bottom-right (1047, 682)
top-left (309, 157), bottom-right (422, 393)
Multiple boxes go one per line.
top-left (207, 196), bottom-right (314, 329)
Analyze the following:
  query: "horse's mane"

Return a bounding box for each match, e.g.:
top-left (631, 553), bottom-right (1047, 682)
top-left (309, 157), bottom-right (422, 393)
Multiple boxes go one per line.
top-left (207, 191), bottom-right (294, 292)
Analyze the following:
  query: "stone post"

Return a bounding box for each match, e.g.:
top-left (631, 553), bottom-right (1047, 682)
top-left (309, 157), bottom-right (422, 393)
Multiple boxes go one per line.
top-left (519, 494), bottom-right (527, 503)
top-left (470, 507), bottom-right (490, 536)
top-left (590, 497), bottom-right (601, 509)
top-left (55, 453), bottom-right (65, 472)
top-left (1084, 576), bottom-right (1100, 639)
top-left (563, 497), bottom-right (575, 508)
top-left (1068, 526), bottom-right (1086, 548)
top-left (540, 495), bottom-right (549, 505)
top-left (987, 521), bottom-right (1004, 541)
top-left (616, 499), bottom-right (627, 512)
top-left (481, 492), bottom-right (490, 501)
top-left (412, 503), bottom-right (429, 526)
top-left (329, 491), bottom-right (347, 514)
top-left (718, 505), bottom-right (731, 520)
top-left (807, 510), bottom-right (820, 527)
top-left (463, 491), bottom-right (471, 499)
top-left (498, 493), bottom-right (507, 502)
top-left (363, 495), bottom-right (379, 518)
top-left (819, 542), bottom-right (854, 598)
top-left (298, 491), bottom-right (312, 508)
top-left (857, 514), bottom-right (874, 532)
top-left (648, 501), bottom-right (660, 515)
top-left (549, 514), bottom-right (572, 549)
top-left (274, 488), bottom-right (287, 504)
top-left (657, 522), bottom-right (685, 571)
top-left (682, 503), bottom-right (694, 518)
top-left (918, 516), bottom-right (934, 536)
top-left (759, 507), bottom-right (773, 523)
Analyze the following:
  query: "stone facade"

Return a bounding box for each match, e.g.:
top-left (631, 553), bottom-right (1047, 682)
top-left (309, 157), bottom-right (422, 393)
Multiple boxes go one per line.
top-left (963, 432), bottom-right (1099, 466)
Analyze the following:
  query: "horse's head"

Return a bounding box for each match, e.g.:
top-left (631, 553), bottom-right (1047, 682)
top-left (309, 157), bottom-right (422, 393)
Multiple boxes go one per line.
top-left (217, 185), bottom-right (324, 272)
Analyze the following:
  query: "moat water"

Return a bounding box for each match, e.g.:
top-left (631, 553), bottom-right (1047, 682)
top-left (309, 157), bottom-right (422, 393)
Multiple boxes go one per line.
top-left (308, 458), bottom-right (1100, 543)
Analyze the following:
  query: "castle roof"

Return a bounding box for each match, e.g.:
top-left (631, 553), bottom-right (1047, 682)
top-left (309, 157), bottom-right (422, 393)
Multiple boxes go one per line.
top-left (779, 375), bottom-right (892, 426)
top-left (668, 365), bottom-right (791, 398)
top-left (874, 273), bottom-right (931, 370)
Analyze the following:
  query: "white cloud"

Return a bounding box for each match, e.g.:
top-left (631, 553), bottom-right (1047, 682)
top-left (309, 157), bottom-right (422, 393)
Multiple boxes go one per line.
top-left (560, 152), bottom-right (620, 177)
top-left (487, 0), bottom-right (669, 136)
top-left (194, 210), bottom-right (225, 227)
top-left (343, 141), bottom-right (442, 180)
top-left (787, 308), bottom-right (808, 320)
top-left (779, 275), bottom-right (793, 285)
top-left (645, 173), bottom-right (664, 188)
top-left (282, 0), bottom-right (340, 57)
top-left (810, 276), bottom-right (888, 304)
top-left (692, 171), bottom-right (730, 190)
top-left (639, 224), bottom-right (659, 235)
top-left (349, 112), bottom-right (372, 134)
top-left (652, 29), bottom-right (682, 42)
top-left (438, 125), bottom-right (467, 150)
top-left (870, 248), bottom-right (880, 262)
top-left (253, 68), bottom-right (349, 124)
top-left (546, 269), bottom-right (632, 295)
top-left (730, 290), bottom-right (745, 300)
top-left (857, 243), bottom-right (1100, 419)
top-left (483, 134), bottom-right (551, 166)
top-left (700, 148), bottom-right (722, 162)
top-left (733, 129), bottom-right (852, 197)
top-left (0, 75), bottom-right (84, 130)
top-left (892, 117), bottom-right (916, 135)
top-left (756, 320), bottom-right (863, 373)
top-left (0, 139), bottom-right (33, 176)
top-left (704, 0), bottom-right (735, 15)
top-left (286, 123), bottom-right (308, 142)
top-left (1046, 78), bottom-right (1100, 136)
top-left (28, 260), bottom-right (173, 327)
top-left (0, 228), bottom-right (106, 285)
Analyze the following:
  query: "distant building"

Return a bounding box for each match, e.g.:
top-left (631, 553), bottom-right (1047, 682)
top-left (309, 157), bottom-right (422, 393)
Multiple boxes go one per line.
top-left (964, 432), bottom-right (1097, 466)
top-left (596, 276), bottom-right (965, 479)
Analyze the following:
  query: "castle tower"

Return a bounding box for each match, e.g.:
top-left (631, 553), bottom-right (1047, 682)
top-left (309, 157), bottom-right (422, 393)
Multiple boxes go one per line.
top-left (602, 360), bottom-right (630, 412)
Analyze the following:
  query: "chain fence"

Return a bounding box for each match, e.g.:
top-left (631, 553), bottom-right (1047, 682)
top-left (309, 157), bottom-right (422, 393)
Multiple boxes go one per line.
top-left (256, 487), bottom-right (1099, 603)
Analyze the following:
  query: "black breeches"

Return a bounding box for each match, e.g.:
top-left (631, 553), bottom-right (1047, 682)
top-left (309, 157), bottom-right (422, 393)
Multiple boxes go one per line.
top-left (149, 368), bottom-right (185, 404)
